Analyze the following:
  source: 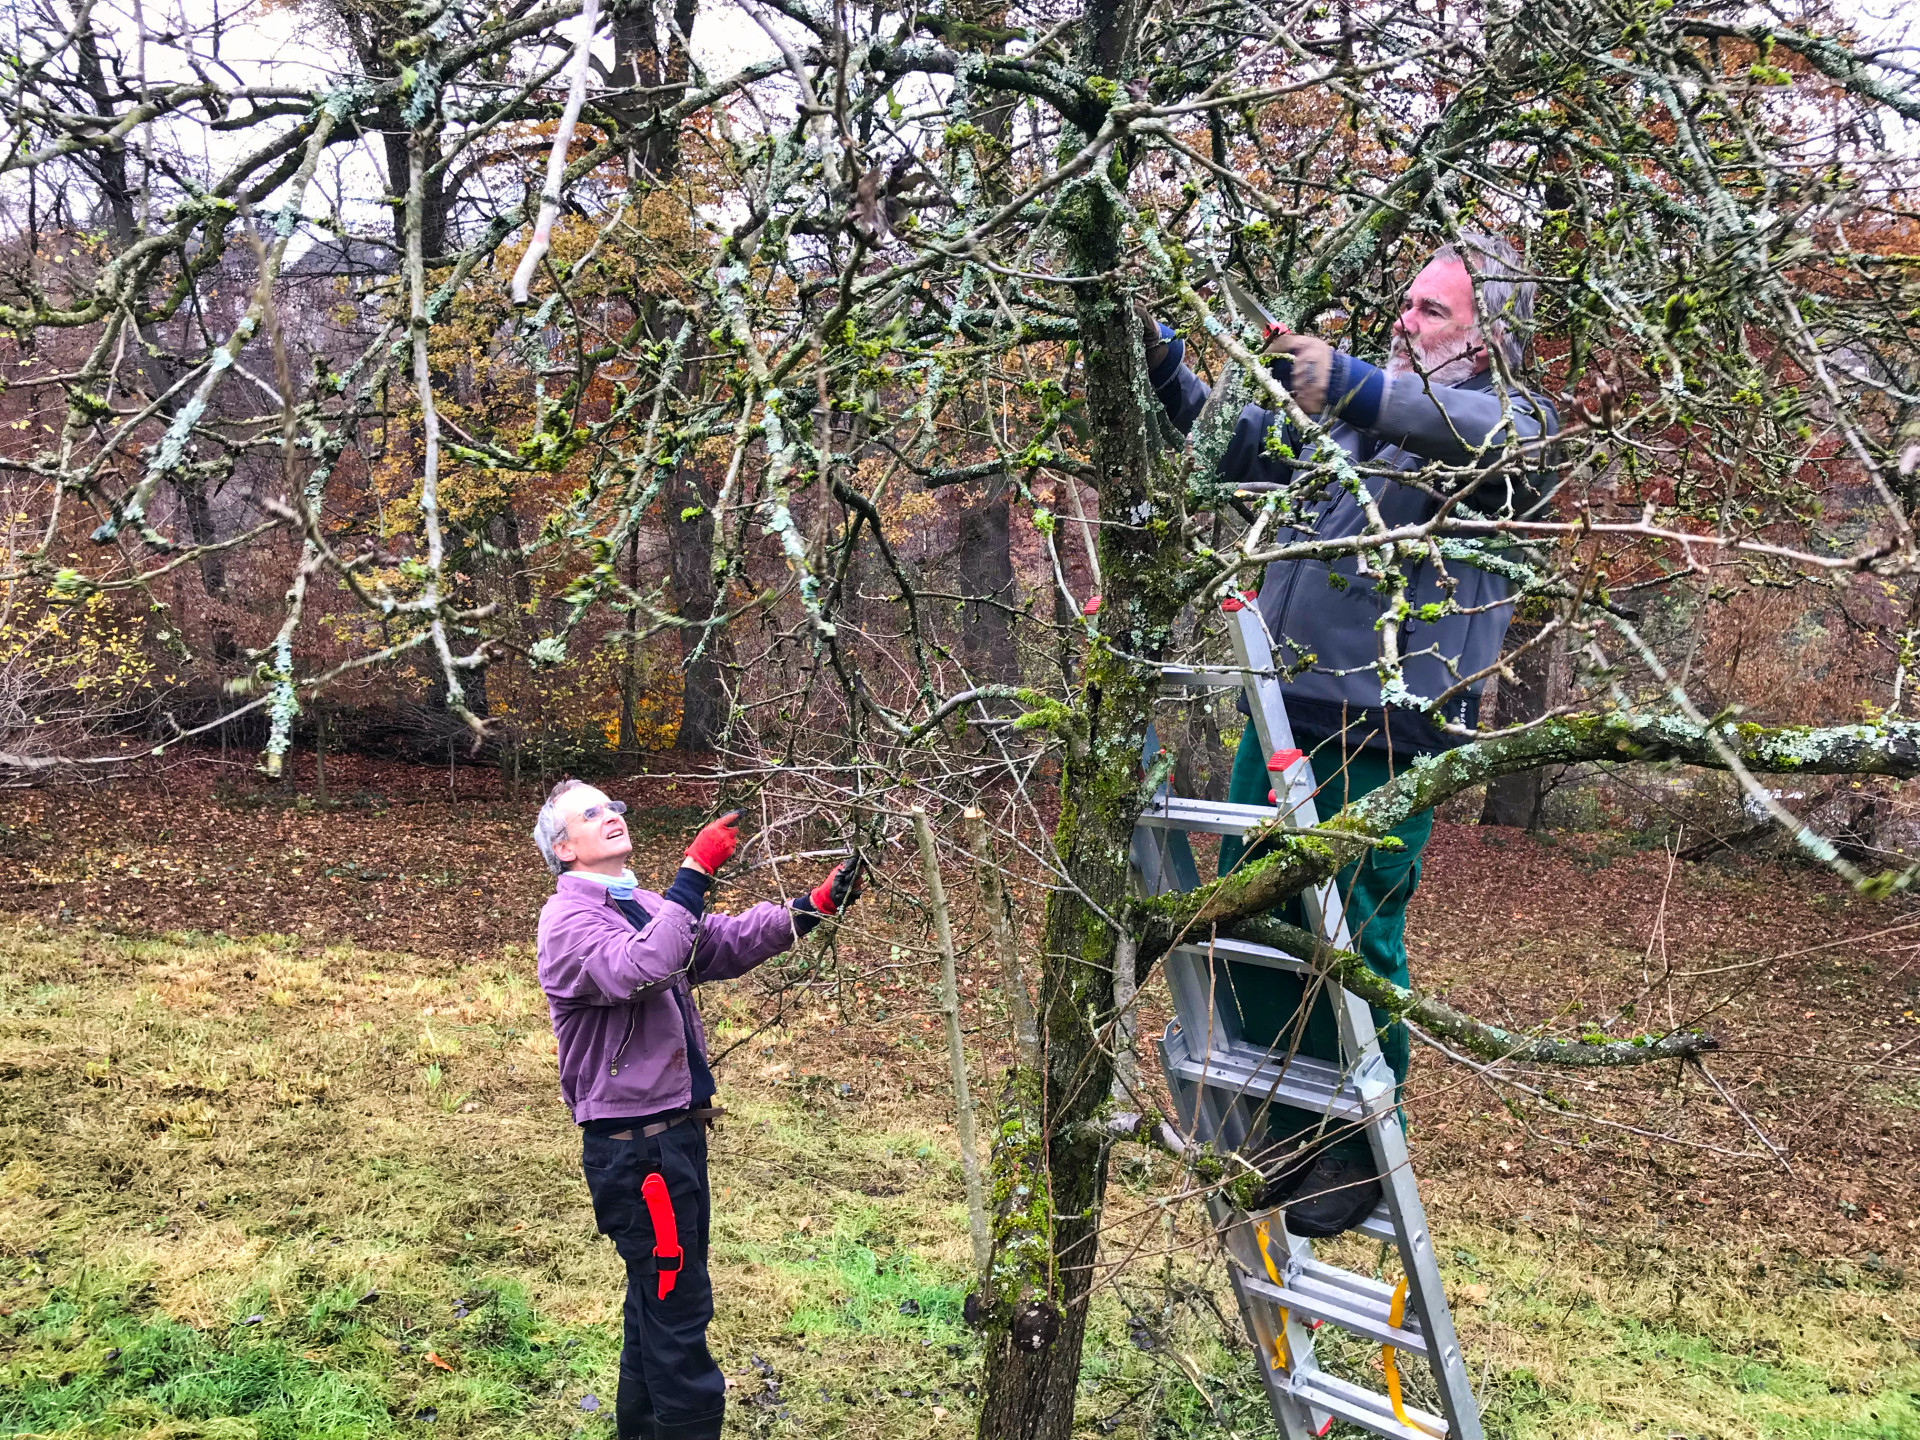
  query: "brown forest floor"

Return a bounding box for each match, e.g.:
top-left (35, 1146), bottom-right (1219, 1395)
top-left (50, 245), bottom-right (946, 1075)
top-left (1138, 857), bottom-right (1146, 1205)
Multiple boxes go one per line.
top-left (1, 751), bottom-right (1917, 1437)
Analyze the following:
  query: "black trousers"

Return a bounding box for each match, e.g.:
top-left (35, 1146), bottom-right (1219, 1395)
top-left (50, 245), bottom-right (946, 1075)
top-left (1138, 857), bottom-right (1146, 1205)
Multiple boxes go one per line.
top-left (581, 1122), bottom-right (724, 1440)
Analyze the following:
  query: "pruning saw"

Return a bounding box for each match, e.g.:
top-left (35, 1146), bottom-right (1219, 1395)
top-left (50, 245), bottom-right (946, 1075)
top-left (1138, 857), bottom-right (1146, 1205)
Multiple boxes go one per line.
top-left (1202, 261), bottom-right (1290, 347)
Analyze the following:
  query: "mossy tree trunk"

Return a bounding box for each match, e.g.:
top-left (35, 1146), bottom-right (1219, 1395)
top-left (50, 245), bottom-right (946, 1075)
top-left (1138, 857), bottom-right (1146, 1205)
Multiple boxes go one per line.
top-left (976, 11), bottom-right (1196, 1428)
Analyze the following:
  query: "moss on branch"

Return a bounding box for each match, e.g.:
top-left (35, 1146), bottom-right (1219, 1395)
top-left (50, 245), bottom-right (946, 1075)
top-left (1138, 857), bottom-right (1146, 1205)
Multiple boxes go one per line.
top-left (1228, 916), bottom-right (1718, 1067)
top-left (1124, 710), bottom-right (1920, 1067)
top-left (1136, 711), bottom-right (1920, 963)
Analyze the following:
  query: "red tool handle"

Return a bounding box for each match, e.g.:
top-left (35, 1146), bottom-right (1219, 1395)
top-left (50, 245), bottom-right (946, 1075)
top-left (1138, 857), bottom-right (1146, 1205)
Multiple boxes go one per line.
top-left (640, 1172), bottom-right (683, 1299)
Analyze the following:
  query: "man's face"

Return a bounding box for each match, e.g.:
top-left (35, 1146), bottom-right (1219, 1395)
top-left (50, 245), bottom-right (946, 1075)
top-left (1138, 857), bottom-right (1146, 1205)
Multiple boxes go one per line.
top-left (1389, 257), bottom-right (1488, 380)
top-left (551, 785), bottom-right (632, 873)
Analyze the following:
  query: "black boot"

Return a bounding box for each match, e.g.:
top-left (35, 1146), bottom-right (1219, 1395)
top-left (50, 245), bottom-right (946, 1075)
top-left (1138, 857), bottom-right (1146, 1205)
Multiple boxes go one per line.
top-left (1250, 1140), bottom-right (1321, 1212)
top-left (1282, 1150), bottom-right (1383, 1238)
top-left (618, 1365), bottom-right (656, 1440)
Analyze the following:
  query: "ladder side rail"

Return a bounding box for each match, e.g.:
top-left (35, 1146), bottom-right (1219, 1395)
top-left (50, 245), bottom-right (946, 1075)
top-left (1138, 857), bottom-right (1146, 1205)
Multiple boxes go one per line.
top-left (1213, 1199), bottom-right (1336, 1440)
top-left (1232, 607), bottom-right (1484, 1439)
top-left (1226, 609), bottom-right (1359, 954)
top-left (1229, 605), bottom-right (1385, 1141)
top-left (1163, 1042), bottom-right (1334, 1440)
top-left (1138, 726), bottom-right (1251, 1063)
top-left (1334, 993), bottom-right (1483, 1438)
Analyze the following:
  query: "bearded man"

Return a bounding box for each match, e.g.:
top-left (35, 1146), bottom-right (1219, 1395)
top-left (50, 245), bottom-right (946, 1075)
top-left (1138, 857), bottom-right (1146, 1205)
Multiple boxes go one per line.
top-left (1141, 233), bottom-right (1558, 1237)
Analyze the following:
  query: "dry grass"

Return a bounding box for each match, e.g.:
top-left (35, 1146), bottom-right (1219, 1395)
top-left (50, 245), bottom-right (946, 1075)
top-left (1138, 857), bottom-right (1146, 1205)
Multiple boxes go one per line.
top-left (0, 917), bottom-right (1916, 1440)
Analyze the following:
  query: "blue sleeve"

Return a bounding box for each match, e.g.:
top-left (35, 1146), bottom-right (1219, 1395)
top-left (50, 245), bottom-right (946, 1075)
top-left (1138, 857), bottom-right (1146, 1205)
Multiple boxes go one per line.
top-left (1218, 402), bottom-right (1298, 492)
top-left (660, 865), bottom-right (712, 918)
top-left (1146, 324), bottom-right (1210, 435)
top-left (1325, 351), bottom-right (1385, 429)
top-left (1266, 346), bottom-right (1385, 428)
top-left (789, 894), bottom-right (824, 937)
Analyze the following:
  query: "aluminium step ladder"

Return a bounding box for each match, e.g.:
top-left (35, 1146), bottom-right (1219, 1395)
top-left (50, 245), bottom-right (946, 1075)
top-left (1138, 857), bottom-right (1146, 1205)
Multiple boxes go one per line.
top-left (1128, 600), bottom-right (1482, 1440)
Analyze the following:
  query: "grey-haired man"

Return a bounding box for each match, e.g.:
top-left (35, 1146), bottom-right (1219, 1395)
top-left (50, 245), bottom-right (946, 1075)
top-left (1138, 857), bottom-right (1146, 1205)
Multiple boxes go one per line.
top-left (530, 782), bottom-right (862, 1440)
top-left (1143, 235), bottom-right (1559, 1236)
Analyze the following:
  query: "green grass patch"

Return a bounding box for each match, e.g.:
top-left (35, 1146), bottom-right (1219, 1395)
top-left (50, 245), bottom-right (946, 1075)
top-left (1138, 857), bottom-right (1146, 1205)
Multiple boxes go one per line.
top-left (3, 921), bottom-right (1918, 1440)
top-left (0, 1267), bottom-right (618, 1440)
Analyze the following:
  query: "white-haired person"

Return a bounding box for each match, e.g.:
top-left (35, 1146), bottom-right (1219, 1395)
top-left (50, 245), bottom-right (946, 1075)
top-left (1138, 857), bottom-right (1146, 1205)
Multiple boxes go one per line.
top-left (531, 780), bottom-right (862, 1440)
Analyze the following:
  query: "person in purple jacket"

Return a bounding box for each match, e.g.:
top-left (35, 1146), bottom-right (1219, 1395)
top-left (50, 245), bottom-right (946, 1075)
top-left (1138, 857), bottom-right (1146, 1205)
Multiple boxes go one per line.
top-left (532, 779), bottom-right (862, 1440)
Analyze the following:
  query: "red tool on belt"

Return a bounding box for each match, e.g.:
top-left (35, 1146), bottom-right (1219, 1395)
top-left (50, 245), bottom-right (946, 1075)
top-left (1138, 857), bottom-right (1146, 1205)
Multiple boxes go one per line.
top-left (640, 1172), bottom-right (684, 1299)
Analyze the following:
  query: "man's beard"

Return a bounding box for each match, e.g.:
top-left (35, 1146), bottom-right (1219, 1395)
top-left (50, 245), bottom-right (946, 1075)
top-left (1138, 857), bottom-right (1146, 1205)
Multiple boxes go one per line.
top-left (1386, 332), bottom-right (1485, 386)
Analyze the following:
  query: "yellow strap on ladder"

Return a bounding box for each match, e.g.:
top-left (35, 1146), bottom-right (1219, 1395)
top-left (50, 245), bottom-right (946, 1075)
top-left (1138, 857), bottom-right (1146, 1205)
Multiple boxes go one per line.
top-left (1254, 1221), bottom-right (1291, 1374)
top-left (1382, 1276), bottom-right (1441, 1435)
top-left (1382, 1276), bottom-right (1413, 1427)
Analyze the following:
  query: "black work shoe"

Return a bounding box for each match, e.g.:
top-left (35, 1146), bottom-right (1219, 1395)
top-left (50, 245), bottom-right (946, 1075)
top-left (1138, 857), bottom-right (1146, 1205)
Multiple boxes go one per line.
top-left (1249, 1141), bottom-right (1320, 1212)
top-left (1282, 1151), bottom-right (1383, 1238)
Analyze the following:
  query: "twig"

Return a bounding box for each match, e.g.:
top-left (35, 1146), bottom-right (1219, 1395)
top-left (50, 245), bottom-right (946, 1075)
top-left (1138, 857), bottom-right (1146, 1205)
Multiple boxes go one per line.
top-left (962, 805), bottom-right (1040, 1068)
top-left (1407, 1023), bottom-right (1776, 1162)
top-left (511, 0), bottom-right (605, 303)
top-left (1690, 1057), bottom-right (1794, 1177)
top-left (913, 806), bottom-right (991, 1279)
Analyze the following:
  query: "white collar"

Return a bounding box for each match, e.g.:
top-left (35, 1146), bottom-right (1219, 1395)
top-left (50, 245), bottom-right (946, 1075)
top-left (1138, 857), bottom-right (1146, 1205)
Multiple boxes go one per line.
top-left (569, 868), bottom-right (638, 900)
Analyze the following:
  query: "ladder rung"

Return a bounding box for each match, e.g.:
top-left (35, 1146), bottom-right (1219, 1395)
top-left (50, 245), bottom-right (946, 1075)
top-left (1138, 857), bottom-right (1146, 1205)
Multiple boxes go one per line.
top-left (1164, 1023), bottom-right (1382, 1122)
top-left (1244, 1268), bottom-right (1429, 1356)
top-left (1354, 1201), bottom-right (1398, 1247)
top-left (1296, 1255), bottom-right (1417, 1313)
top-left (1285, 1370), bottom-right (1448, 1440)
top-left (1159, 666), bottom-right (1246, 693)
top-left (1168, 935), bottom-right (1318, 977)
top-left (1138, 795), bottom-right (1278, 836)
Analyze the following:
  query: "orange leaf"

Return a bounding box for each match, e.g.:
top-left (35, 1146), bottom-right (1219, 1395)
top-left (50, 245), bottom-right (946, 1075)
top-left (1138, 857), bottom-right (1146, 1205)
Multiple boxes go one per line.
top-left (426, 1351), bottom-right (454, 1372)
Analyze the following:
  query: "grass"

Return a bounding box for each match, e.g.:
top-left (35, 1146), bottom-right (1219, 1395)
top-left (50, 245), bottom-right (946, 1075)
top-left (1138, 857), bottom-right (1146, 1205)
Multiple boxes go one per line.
top-left (1, 920), bottom-right (1916, 1440)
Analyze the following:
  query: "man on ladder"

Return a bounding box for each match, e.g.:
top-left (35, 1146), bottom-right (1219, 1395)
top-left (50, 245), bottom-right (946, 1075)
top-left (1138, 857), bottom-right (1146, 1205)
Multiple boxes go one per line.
top-left (1139, 233), bottom-right (1558, 1237)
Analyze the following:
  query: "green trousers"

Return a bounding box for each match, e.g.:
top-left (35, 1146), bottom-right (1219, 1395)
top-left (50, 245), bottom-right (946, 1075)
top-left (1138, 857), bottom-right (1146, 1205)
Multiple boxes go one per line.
top-left (1216, 726), bottom-right (1433, 1162)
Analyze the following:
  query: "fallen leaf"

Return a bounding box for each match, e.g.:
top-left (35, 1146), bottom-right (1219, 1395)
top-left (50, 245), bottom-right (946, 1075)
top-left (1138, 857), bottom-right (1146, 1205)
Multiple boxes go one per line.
top-left (425, 1351), bottom-right (454, 1371)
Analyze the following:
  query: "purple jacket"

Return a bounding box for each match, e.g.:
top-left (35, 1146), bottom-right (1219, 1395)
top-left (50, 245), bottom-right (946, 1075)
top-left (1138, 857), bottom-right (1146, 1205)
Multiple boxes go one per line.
top-left (536, 873), bottom-right (799, 1123)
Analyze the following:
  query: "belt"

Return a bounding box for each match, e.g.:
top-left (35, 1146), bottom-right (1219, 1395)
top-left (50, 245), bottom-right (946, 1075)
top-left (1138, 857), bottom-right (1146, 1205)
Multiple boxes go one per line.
top-left (605, 1106), bottom-right (726, 1141)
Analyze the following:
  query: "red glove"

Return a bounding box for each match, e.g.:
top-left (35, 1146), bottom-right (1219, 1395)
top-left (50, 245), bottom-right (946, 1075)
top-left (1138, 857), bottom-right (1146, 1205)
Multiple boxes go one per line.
top-left (809, 858), bottom-right (865, 916)
top-left (684, 811), bottom-right (742, 874)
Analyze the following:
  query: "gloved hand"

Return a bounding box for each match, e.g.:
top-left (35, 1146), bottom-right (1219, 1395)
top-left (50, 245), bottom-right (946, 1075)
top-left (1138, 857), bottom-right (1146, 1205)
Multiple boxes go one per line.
top-left (1267, 333), bottom-right (1332, 414)
top-left (1134, 299), bottom-right (1170, 371)
top-left (809, 857), bottom-right (866, 916)
top-left (684, 810), bottom-right (742, 875)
